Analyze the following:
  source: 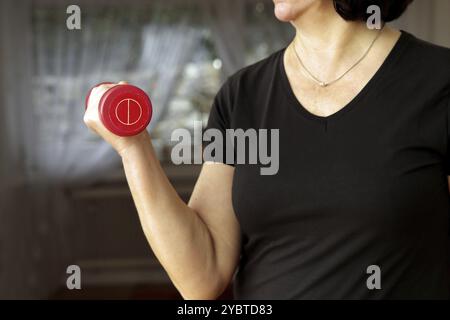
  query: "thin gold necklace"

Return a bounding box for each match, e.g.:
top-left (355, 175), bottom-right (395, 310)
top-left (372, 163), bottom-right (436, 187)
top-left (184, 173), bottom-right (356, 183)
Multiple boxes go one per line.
top-left (292, 26), bottom-right (385, 88)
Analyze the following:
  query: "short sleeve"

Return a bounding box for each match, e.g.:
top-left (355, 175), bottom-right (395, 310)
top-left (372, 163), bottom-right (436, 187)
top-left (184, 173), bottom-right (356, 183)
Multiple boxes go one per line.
top-left (203, 78), bottom-right (236, 166)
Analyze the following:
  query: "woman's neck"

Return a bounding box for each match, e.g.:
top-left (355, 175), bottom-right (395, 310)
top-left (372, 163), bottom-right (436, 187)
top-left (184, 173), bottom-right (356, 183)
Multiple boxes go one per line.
top-left (292, 1), bottom-right (377, 58)
top-left (290, 1), bottom-right (384, 75)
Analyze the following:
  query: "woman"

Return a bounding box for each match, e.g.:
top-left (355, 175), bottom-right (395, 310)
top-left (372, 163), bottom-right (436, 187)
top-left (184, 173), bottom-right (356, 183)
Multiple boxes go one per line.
top-left (84, 0), bottom-right (450, 299)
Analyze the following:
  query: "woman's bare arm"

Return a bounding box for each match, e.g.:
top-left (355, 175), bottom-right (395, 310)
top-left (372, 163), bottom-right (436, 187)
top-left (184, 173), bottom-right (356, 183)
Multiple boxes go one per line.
top-left (121, 135), bottom-right (240, 299)
top-left (84, 83), bottom-right (241, 299)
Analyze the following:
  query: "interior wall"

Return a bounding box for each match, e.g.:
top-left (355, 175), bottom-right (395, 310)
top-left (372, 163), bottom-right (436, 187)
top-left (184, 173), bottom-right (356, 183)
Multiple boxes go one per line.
top-left (394, 0), bottom-right (450, 47)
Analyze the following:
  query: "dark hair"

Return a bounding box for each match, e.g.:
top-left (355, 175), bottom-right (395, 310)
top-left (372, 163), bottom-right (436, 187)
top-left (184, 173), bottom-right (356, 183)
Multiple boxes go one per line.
top-left (333, 0), bottom-right (414, 22)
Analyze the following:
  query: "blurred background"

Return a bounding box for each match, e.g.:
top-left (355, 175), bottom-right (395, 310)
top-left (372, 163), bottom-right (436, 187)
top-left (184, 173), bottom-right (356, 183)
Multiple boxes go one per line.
top-left (0, 0), bottom-right (449, 299)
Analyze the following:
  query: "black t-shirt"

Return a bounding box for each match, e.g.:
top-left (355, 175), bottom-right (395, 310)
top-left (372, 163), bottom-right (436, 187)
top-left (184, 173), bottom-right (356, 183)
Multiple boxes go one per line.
top-left (205, 31), bottom-right (450, 299)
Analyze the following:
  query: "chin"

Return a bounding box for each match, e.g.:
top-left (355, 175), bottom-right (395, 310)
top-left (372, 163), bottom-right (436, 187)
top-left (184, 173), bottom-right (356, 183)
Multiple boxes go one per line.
top-left (273, 0), bottom-right (319, 22)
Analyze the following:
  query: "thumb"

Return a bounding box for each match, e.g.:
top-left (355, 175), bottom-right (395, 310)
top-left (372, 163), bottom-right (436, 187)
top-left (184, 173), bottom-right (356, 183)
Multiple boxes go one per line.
top-left (118, 80), bottom-right (128, 85)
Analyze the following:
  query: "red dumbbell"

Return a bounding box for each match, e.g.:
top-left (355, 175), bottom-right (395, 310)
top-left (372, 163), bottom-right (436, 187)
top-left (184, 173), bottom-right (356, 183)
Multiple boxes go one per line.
top-left (85, 82), bottom-right (152, 137)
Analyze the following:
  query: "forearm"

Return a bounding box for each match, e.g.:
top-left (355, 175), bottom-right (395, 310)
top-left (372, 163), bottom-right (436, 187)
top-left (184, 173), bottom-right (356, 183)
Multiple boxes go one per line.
top-left (120, 132), bottom-right (223, 299)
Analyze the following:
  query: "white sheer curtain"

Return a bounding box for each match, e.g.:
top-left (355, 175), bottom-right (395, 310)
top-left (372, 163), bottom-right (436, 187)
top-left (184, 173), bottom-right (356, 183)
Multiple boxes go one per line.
top-left (31, 2), bottom-right (202, 184)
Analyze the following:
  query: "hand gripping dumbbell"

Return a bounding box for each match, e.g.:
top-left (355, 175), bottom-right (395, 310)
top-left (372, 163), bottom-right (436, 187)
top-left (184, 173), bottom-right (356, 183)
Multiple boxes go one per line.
top-left (85, 82), bottom-right (153, 136)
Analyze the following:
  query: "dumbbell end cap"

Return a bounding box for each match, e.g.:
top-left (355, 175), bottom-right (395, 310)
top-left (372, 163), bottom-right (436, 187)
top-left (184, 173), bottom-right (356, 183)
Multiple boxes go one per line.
top-left (99, 84), bottom-right (152, 137)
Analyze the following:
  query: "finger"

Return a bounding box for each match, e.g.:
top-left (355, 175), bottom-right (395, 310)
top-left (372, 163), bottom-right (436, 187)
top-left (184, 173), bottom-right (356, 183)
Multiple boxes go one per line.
top-left (98, 83), bottom-right (116, 90)
top-left (91, 83), bottom-right (115, 97)
top-left (118, 80), bottom-right (128, 85)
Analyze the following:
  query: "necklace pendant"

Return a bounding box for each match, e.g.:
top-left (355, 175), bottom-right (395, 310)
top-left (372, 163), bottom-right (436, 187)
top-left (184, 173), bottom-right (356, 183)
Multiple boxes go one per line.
top-left (319, 82), bottom-right (327, 87)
